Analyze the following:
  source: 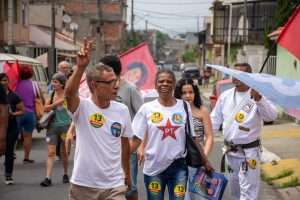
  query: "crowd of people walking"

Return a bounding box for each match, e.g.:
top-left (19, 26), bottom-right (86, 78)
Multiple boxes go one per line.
top-left (0, 40), bottom-right (277, 200)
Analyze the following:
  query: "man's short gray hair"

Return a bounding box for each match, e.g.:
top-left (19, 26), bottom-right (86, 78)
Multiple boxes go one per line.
top-left (86, 63), bottom-right (113, 93)
top-left (58, 61), bottom-right (70, 68)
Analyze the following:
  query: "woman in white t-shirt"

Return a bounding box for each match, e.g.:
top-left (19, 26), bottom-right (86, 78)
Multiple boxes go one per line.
top-left (174, 78), bottom-right (214, 200)
top-left (130, 69), bottom-right (212, 200)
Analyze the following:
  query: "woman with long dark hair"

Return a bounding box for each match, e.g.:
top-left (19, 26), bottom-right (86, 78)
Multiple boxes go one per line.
top-left (0, 73), bottom-right (24, 185)
top-left (174, 78), bottom-right (214, 200)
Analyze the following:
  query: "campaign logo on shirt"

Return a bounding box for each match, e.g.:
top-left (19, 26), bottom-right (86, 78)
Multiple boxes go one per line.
top-left (151, 112), bottom-right (163, 123)
top-left (235, 111), bottom-right (245, 123)
top-left (172, 113), bottom-right (183, 124)
top-left (89, 113), bottom-right (105, 128)
top-left (242, 102), bottom-right (254, 113)
top-left (111, 122), bottom-right (122, 137)
top-left (157, 119), bottom-right (180, 140)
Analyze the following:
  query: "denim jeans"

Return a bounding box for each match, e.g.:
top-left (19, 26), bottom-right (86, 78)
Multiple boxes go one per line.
top-left (126, 153), bottom-right (138, 197)
top-left (144, 158), bottom-right (188, 200)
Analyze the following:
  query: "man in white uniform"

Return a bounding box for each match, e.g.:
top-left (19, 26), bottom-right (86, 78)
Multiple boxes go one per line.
top-left (65, 42), bottom-right (133, 200)
top-left (210, 63), bottom-right (277, 200)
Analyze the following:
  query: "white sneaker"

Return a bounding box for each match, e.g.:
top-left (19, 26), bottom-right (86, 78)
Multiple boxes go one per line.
top-left (5, 177), bottom-right (14, 185)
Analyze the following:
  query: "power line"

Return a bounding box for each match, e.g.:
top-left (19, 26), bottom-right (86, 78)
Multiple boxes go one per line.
top-left (134, 0), bottom-right (212, 4)
top-left (135, 15), bottom-right (181, 34)
top-left (134, 1), bottom-right (212, 6)
top-left (130, 7), bottom-right (200, 18)
top-left (134, 11), bottom-right (200, 20)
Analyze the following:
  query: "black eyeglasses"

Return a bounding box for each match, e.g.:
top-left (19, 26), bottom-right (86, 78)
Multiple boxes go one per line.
top-left (94, 77), bottom-right (120, 86)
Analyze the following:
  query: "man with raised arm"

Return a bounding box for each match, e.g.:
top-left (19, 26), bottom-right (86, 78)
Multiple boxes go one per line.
top-left (65, 41), bottom-right (133, 200)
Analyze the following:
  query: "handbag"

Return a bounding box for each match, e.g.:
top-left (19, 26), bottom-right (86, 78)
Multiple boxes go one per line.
top-left (183, 101), bottom-right (205, 168)
top-left (38, 110), bottom-right (55, 128)
top-left (32, 81), bottom-right (44, 119)
top-left (38, 91), bottom-right (55, 129)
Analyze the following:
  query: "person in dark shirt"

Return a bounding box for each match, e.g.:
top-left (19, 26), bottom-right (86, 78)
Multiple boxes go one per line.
top-left (0, 81), bottom-right (8, 157)
top-left (0, 73), bottom-right (25, 185)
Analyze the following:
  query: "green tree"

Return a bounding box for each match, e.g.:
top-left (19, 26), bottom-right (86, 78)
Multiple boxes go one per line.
top-left (182, 46), bottom-right (198, 63)
top-left (264, 0), bottom-right (299, 49)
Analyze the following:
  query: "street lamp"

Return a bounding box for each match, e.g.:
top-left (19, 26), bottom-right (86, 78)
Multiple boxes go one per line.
top-left (70, 22), bottom-right (79, 44)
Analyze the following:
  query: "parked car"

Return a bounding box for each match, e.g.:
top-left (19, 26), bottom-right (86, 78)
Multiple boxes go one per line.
top-left (0, 53), bottom-right (49, 95)
top-left (209, 79), bottom-right (234, 109)
top-left (172, 64), bottom-right (180, 71)
top-left (182, 63), bottom-right (202, 85)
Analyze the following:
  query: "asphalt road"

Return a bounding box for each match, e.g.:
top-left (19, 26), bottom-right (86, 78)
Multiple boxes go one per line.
top-left (0, 131), bottom-right (282, 200)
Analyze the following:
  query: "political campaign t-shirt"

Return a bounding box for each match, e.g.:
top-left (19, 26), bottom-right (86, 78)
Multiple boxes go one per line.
top-left (132, 99), bottom-right (194, 176)
top-left (71, 98), bottom-right (133, 188)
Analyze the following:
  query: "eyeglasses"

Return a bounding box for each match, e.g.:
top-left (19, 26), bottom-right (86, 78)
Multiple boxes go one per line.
top-left (94, 77), bottom-right (120, 86)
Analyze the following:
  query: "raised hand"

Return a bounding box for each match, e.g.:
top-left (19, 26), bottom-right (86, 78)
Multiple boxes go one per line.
top-left (250, 89), bottom-right (262, 102)
top-left (76, 38), bottom-right (92, 70)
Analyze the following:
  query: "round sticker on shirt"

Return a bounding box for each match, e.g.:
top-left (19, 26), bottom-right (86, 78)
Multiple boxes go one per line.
top-left (247, 159), bottom-right (257, 169)
top-left (174, 184), bottom-right (185, 197)
top-left (89, 113), bottom-right (105, 128)
top-left (151, 112), bottom-right (163, 123)
top-left (172, 113), bottom-right (183, 124)
top-left (111, 122), bottom-right (122, 137)
top-left (235, 111), bottom-right (245, 123)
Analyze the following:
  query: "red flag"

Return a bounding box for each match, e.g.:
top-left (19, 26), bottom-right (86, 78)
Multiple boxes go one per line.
top-left (120, 43), bottom-right (157, 90)
top-left (3, 61), bottom-right (20, 91)
top-left (278, 6), bottom-right (300, 60)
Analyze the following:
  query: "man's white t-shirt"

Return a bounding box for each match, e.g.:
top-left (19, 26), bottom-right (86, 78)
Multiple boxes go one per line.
top-left (132, 99), bottom-right (194, 176)
top-left (71, 98), bottom-right (133, 188)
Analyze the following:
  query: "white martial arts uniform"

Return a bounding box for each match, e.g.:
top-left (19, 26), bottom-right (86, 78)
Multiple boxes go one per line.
top-left (210, 88), bottom-right (277, 200)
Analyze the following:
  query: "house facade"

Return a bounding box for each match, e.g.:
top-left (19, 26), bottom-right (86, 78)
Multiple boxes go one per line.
top-left (212, 0), bottom-right (277, 72)
top-left (64, 0), bottom-right (127, 55)
top-left (0, 0), bottom-right (30, 53)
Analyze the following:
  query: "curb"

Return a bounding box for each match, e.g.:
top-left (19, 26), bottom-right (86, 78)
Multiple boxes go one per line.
top-left (260, 149), bottom-right (300, 200)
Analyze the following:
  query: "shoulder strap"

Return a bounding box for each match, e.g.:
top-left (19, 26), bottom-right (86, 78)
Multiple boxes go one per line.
top-left (32, 81), bottom-right (40, 98)
top-left (50, 91), bottom-right (55, 104)
top-left (183, 101), bottom-right (192, 136)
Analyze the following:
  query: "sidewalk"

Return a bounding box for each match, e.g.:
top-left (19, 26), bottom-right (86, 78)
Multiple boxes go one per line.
top-left (261, 122), bottom-right (300, 200)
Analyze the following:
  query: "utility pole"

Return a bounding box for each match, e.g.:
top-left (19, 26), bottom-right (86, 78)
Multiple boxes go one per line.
top-left (227, 4), bottom-right (232, 65)
top-left (197, 16), bottom-right (200, 33)
top-left (7, 0), bottom-right (14, 53)
top-left (96, 0), bottom-right (102, 62)
top-left (243, 0), bottom-right (247, 44)
top-left (131, 0), bottom-right (135, 38)
top-left (49, 0), bottom-right (56, 77)
top-left (145, 19), bottom-right (148, 32)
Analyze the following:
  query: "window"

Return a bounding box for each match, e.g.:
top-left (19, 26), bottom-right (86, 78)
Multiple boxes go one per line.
top-left (37, 65), bottom-right (47, 82)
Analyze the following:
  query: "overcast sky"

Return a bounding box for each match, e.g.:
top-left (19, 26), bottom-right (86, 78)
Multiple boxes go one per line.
top-left (127, 0), bottom-right (215, 36)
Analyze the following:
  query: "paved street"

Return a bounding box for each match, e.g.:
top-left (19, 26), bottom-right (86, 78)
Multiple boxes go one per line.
top-left (0, 132), bottom-right (283, 200)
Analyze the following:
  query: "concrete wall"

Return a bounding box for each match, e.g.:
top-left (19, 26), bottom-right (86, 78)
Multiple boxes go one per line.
top-left (236, 45), bottom-right (267, 72)
top-left (28, 4), bottom-right (63, 29)
top-left (276, 45), bottom-right (300, 80)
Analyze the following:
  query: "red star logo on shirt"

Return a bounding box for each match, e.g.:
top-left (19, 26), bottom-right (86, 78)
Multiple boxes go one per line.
top-left (157, 119), bottom-right (181, 140)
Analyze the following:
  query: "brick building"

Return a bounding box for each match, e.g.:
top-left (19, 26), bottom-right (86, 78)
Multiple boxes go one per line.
top-left (64, 0), bottom-right (127, 54)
